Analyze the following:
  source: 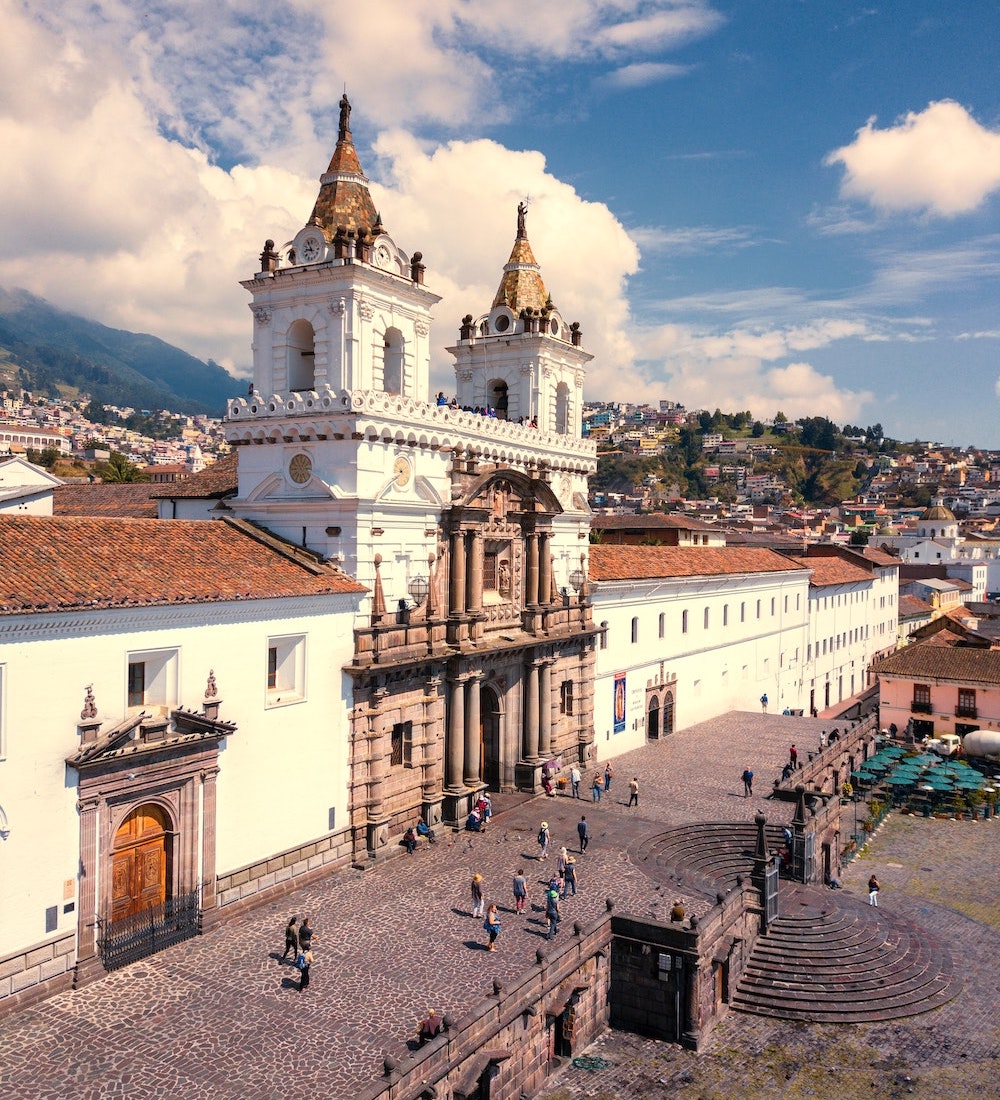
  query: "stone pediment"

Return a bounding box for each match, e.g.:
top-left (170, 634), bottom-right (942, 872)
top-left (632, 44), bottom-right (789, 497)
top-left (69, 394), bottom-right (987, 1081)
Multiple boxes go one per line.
top-left (68, 708), bottom-right (237, 771)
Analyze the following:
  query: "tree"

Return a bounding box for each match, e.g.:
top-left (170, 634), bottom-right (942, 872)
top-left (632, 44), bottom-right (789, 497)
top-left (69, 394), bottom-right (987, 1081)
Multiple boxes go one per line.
top-left (98, 452), bottom-right (148, 483)
top-left (38, 447), bottom-right (60, 469)
top-left (774, 411), bottom-right (788, 424)
top-left (751, 421), bottom-right (765, 438)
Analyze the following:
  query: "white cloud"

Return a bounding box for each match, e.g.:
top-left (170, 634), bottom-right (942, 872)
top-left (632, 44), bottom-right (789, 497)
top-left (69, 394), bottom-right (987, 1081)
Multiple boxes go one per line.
top-left (599, 62), bottom-right (691, 90)
top-left (630, 224), bottom-right (758, 254)
top-left (826, 101), bottom-right (1000, 217)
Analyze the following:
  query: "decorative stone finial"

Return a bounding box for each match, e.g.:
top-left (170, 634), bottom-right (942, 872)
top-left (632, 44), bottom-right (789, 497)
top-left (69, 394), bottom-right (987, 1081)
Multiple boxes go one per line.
top-left (205, 670), bottom-right (218, 699)
top-left (80, 684), bottom-right (97, 721)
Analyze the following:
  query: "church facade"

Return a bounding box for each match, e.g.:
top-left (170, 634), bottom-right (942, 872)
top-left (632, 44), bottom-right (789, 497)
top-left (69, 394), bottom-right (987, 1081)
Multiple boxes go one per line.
top-left (223, 95), bottom-right (599, 860)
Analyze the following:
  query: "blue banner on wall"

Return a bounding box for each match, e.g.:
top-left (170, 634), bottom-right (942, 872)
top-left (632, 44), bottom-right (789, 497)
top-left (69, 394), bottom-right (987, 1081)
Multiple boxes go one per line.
top-left (613, 671), bottom-right (626, 734)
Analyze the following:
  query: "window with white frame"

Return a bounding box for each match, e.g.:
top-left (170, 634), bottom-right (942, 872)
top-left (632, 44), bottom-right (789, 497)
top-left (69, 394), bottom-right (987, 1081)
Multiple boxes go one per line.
top-left (266, 634), bottom-right (306, 707)
top-left (126, 649), bottom-right (179, 713)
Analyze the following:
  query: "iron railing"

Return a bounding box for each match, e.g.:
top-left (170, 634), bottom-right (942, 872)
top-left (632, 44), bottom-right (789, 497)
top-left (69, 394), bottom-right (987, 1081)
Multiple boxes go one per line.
top-left (98, 890), bottom-right (201, 970)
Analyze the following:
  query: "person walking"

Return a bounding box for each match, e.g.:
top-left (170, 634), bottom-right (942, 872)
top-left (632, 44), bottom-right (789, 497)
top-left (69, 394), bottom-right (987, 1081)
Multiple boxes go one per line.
top-left (577, 814), bottom-right (589, 853)
top-left (484, 903), bottom-right (501, 952)
top-left (760, 693), bottom-right (768, 713)
top-left (562, 856), bottom-right (578, 898)
top-left (789, 743), bottom-right (798, 768)
top-left (570, 764), bottom-right (581, 799)
top-left (537, 821), bottom-right (551, 860)
top-left (471, 873), bottom-right (485, 918)
top-left (628, 776), bottom-right (639, 808)
top-left (297, 947), bottom-right (314, 991)
top-left (868, 874), bottom-right (880, 907)
top-left (742, 767), bottom-right (754, 797)
top-left (557, 846), bottom-right (569, 878)
top-left (591, 772), bottom-right (602, 802)
top-left (604, 762), bottom-right (614, 793)
top-left (281, 915), bottom-right (299, 962)
top-left (512, 868), bottom-right (528, 913)
top-left (545, 885), bottom-right (561, 940)
top-left (297, 917), bottom-right (314, 953)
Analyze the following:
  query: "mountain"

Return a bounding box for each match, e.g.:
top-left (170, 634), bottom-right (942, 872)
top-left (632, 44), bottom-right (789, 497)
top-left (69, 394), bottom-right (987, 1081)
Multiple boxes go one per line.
top-left (0, 287), bottom-right (239, 415)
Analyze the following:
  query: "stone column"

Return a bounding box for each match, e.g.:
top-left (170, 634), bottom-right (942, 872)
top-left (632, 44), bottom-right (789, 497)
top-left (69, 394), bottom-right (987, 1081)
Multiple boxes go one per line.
top-left (538, 533), bottom-right (552, 605)
top-left (463, 674), bottom-right (481, 787)
top-left (467, 530), bottom-right (483, 613)
top-left (365, 691), bottom-right (389, 857)
top-left (523, 659), bottom-right (540, 762)
top-left (75, 796), bottom-right (102, 970)
top-left (538, 659), bottom-right (552, 759)
top-left (450, 529), bottom-right (467, 615)
top-left (200, 767), bottom-right (220, 915)
top-left (526, 533), bottom-right (540, 607)
top-left (446, 675), bottom-right (465, 791)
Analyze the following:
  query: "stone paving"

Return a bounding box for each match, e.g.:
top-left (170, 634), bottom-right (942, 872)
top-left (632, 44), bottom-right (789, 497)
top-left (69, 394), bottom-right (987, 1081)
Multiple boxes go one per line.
top-left (2, 711), bottom-right (997, 1099)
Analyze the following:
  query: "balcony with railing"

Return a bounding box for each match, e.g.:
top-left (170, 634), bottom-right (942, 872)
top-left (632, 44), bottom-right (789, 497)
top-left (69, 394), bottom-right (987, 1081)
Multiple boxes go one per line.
top-left (956, 704), bottom-right (978, 719)
top-left (910, 699), bottom-right (933, 714)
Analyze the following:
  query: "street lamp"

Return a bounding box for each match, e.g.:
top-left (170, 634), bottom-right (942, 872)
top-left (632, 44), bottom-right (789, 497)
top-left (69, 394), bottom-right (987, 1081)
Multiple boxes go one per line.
top-left (408, 576), bottom-right (429, 606)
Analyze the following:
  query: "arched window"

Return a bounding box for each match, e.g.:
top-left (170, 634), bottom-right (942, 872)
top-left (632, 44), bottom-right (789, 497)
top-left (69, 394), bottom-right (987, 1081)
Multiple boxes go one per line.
top-left (555, 381), bottom-right (571, 434)
top-left (631, 616), bottom-right (639, 643)
top-left (658, 612), bottom-right (665, 638)
top-left (682, 610), bottom-right (688, 634)
top-left (287, 319), bottom-right (316, 391)
top-left (383, 327), bottom-right (404, 394)
top-left (703, 607), bottom-right (710, 629)
top-left (723, 604), bottom-right (729, 626)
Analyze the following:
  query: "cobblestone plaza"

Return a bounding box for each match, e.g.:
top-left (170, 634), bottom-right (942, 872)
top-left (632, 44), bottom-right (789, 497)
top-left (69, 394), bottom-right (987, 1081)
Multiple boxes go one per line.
top-left (2, 711), bottom-right (998, 1099)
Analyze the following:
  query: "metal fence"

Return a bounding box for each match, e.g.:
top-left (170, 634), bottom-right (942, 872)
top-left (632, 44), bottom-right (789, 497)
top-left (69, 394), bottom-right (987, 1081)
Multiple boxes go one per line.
top-left (99, 890), bottom-right (201, 971)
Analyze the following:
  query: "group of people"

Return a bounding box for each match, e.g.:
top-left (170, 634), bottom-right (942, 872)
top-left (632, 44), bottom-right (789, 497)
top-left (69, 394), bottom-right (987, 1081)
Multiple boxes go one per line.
top-left (280, 915), bottom-right (315, 991)
top-left (464, 794), bottom-right (493, 832)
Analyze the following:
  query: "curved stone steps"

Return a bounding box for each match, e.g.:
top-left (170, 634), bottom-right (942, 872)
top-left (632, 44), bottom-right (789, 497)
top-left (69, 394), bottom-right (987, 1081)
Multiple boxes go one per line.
top-left (633, 823), bottom-right (784, 899)
top-left (732, 891), bottom-right (959, 1023)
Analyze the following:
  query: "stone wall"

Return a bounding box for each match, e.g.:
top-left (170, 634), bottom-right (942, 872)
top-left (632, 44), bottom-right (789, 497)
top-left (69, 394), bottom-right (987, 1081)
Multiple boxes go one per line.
top-left (211, 827), bottom-right (355, 921)
top-left (354, 908), bottom-right (612, 1100)
top-left (0, 930), bottom-right (76, 1019)
top-left (610, 880), bottom-right (761, 1051)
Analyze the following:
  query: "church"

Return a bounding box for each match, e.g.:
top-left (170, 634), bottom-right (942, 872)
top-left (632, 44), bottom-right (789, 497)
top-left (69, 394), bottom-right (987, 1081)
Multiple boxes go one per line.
top-left (0, 96), bottom-right (600, 1012)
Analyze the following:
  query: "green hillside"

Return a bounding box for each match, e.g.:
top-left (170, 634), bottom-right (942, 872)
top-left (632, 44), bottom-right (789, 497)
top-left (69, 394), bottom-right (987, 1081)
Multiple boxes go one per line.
top-left (0, 287), bottom-right (238, 415)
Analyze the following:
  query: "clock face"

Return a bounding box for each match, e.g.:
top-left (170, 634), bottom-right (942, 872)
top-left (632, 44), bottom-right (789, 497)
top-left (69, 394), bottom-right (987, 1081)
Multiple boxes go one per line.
top-left (300, 236), bottom-right (322, 262)
top-left (374, 243), bottom-right (392, 269)
top-left (393, 455), bottom-right (411, 488)
top-left (289, 454), bottom-right (313, 484)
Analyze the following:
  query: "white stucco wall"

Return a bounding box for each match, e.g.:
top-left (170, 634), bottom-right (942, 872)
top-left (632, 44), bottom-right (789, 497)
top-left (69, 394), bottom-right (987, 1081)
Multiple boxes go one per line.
top-left (0, 594), bottom-right (356, 959)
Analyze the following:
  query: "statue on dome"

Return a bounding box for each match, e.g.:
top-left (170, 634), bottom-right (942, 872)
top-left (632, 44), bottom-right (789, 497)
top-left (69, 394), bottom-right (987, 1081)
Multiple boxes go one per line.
top-left (339, 94), bottom-right (352, 136)
top-left (517, 200), bottom-right (527, 239)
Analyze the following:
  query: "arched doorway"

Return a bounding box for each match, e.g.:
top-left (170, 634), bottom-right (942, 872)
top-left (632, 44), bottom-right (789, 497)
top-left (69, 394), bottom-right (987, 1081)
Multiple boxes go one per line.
top-left (663, 690), bottom-right (675, 735)
top-left (111, 803), bottom-right (172, 923)
top-left (648, 695), bottom-right (660, 739)
top-left (481, 685), bottom-right (502, 790)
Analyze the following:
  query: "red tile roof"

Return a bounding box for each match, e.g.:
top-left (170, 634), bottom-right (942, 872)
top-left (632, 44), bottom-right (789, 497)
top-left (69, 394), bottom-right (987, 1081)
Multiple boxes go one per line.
top-left (589, 545), bottom-right (808, 581)
top-left (878, 643), bottom-right (1000, 685)
top-left (787, 555), bottom-right (872, 587)
top-left (0, 516), bottom-right (364, 614)
top-left (150, 452), bottom-right (238, 499)
top-left (898, 594), bottom-right (934, 619)
top-left (53, 482), bottom-right (160, 518)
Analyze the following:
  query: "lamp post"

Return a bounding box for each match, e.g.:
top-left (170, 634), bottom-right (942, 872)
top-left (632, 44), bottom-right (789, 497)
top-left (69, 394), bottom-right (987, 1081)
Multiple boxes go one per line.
top-left (408, 576), bottom-right (429, 606)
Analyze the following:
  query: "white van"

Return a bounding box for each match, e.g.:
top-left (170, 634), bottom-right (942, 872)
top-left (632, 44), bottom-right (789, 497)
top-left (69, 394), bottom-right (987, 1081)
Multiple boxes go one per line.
top-left (926, 733), bottom-right (962, 757)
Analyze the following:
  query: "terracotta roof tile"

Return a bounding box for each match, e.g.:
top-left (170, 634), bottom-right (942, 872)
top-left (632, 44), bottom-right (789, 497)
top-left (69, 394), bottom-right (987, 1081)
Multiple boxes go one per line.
top-left (53, 483), bottom-right (160, 518)
top-left (878, 643), bottom-right (1000, 684)
top-left (787, 555), bottom-right (872, 587)
top-left (589, 545), bottom-right (808, 582)
top-left (0, 516), bottom-right (364, 615)
top-left (591, 514), bottom-right (716, 532)
top-left (150, 452), bottom-right (238, 499)
top-left (898, 594), bottom-right (934, 618)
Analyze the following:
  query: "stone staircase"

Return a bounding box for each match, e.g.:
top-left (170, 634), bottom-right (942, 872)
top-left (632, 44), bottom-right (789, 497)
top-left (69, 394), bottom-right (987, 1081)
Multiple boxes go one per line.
top-left (731, 885), bottom-right (959, 1022)
top-left (633, 822), bottom-right (782, 900)
top-left (631, 823), bottom-right (960, 1024)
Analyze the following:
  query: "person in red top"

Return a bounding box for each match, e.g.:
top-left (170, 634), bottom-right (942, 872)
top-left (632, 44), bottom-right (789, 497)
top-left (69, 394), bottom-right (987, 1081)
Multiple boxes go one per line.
top-left (789, 744), bottom-right (798, 768)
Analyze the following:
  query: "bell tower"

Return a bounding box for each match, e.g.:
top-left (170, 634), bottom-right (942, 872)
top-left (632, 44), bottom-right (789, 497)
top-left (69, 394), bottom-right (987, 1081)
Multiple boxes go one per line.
top-left (448, 201), bottom-right (590, 434)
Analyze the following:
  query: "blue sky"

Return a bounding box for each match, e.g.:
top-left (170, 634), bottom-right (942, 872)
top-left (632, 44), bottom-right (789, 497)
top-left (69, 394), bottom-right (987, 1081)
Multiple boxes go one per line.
top-left (2, 1), bottom-right (999, 443)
